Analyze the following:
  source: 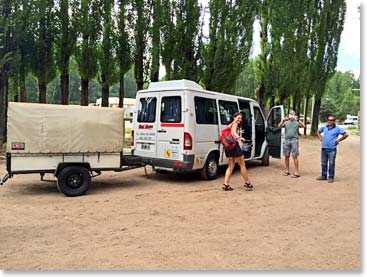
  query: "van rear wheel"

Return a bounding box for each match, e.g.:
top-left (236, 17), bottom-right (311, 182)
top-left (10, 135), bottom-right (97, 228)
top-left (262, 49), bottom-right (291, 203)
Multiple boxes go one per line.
top-left (57, 166), bottom-right (91, 197)
top-left (201, 154), bottom-right (219, 180)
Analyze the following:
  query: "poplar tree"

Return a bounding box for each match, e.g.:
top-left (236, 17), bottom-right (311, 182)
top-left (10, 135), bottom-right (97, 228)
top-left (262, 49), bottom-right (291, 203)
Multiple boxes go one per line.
top-left (150, 0), bottom-right (161, 82)
top-left (172, 0), bottom-right (201, 81)
top-left (309, 0), bottom-right (346, 135)
top-left (75, 0), bottom-right (101, 106)
top-left (116, 0), bottom-right (131, 107)
top-left (0, 0), bottom-right (14, 143)
top-left (132, 0), bottom-right (150, 90)
top-left (97, 0), bottom-right (117, 107)
top-left (161, 0), bottom-right (176, 80)
top-left (30, 0), bottom-right (56, 103)
top-left (10, 0), bottom-right (33, 103)
top-left (203, 0), bottom-right (256, 94)
top-left (54, 0), bottom-right (78, 105)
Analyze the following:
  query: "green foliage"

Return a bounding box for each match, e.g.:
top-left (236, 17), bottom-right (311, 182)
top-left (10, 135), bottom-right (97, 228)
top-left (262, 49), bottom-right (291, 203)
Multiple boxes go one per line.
top-left (116, 0), bottom-right (131, 78)
top-left (29, 0), bottom-right (57, 100)
top-left (132, 0), bottom-right (150, 90)
top-left (235, 60), bottom-right (258, 99)
top-left (171, 0), bottom-right (201, 82)
top-left (150, 0), bottom-right (161, 82)
top-left (202, 0), bottom-right (256, 94)
top-left (161, 0), bottom-right (176, 80)
top-left (320, 71), bottom-right (359, 122)
top-left (97, 0), bottom-right (117, 86)
top-left (75, 0), bottom-right (100, 81)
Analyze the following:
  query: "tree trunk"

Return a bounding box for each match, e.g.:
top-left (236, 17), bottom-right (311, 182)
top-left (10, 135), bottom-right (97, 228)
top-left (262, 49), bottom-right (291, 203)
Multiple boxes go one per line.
top-left (38, 81), bottom-right (47, 103)
top-left (257, 84), bottom-right (265, 111)
top-left (310, 98), bottom-right (321, 136)
top-left (269, 95), bottom-right (275, 109)
top-left (166, 63), bottom-right (171, 80)
top-left (20, 73), bottom-right (27, 102)
top-left (119, 75), bottom-right (125, 108)
top-left (0, 71), bottom-right (9, 143)
top-left (80, 78), bottom-right (89, 106)
top-left (303, 97), bottom-right (309, 135)
top-left (60, 72), bottom-right (69, 105)
top-left (102, 85), bottom-right (109, 107)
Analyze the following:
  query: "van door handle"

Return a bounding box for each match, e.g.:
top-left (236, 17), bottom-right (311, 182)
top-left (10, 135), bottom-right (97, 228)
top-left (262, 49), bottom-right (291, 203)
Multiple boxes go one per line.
top-left (157, 129), bottom-right (167, 133)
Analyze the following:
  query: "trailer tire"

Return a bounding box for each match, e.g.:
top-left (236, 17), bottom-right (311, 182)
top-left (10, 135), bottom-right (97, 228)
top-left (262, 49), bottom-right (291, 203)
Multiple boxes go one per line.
top-left (261, 147), bottom-right (270, 166)
top-left (201, 153), bottom-right (219, 180)
top-left (57, 166), bottom-right (91, 197)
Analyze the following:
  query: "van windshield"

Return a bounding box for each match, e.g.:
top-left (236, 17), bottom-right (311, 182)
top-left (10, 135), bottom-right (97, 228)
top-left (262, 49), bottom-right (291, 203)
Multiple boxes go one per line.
top-left (138, 97), bottom-right (157, 123)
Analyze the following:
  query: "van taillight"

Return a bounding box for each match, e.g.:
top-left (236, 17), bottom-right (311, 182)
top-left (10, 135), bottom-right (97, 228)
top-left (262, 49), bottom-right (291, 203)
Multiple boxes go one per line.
top-left (184, 132), bottom-right (192, 150)
top-left (131, 130), bottom-right (134, 146)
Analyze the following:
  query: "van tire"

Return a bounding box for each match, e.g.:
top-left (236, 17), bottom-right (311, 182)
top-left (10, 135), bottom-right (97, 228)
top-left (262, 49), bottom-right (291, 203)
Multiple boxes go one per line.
top-left (261, 147), bottom-right (269, 166)
top-left (57, 166), bottom-right (91, 197)
top-left (201, 153), bottom-right (219, 180)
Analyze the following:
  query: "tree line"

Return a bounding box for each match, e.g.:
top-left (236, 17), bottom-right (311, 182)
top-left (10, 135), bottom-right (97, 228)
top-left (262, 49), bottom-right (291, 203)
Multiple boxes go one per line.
top-left (0, 0), bottom-right (351, 143)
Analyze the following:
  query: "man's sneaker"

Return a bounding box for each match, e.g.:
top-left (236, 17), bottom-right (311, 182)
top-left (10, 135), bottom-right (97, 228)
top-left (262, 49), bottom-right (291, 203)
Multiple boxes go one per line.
top-left (328, 178), bottom-right (334, 183)
top-left (316, 176), bottom-right (327, 181)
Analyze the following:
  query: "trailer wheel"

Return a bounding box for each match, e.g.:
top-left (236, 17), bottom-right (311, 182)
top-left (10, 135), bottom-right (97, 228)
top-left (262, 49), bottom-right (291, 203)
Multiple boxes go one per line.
top-left (261, 147), bottom-right (270, 166)
top-left (201, 153), bottom-right (219, 180)
top-left (57, 166), bottom-right (91, 197)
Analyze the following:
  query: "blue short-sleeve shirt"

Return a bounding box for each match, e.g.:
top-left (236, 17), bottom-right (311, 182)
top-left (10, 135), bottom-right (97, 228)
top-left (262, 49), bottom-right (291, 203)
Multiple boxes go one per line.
top-left (319, 125), bottom-right (346, 149)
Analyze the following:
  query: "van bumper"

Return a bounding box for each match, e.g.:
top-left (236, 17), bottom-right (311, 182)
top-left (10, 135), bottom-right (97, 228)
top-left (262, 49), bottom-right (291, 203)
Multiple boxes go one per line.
top-left (142, 155), bottom-right (195, 171)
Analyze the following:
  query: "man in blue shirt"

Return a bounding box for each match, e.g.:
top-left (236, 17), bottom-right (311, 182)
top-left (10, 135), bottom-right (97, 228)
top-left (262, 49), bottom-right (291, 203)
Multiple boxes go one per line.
top-left (316, 114), bottom-right (349, 183)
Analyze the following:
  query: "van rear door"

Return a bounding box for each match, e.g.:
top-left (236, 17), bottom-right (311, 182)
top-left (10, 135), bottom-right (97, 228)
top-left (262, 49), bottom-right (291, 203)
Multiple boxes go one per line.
top-left (266, 105), bottom-right (284, 158)
top-left (156, 93), bottom-right (185, 162)
top-left (134, 94), bottom-right (159, 159)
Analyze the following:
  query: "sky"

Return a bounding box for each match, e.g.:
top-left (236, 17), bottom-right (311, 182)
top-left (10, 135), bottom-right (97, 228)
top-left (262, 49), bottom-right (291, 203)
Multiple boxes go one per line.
top-left (199, 0), bottom-right (360, 78)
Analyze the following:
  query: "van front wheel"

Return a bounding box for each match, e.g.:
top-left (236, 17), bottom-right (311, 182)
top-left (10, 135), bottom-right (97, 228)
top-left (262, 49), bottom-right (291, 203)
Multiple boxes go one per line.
top-left (201, 154), bottom-right (219, 180)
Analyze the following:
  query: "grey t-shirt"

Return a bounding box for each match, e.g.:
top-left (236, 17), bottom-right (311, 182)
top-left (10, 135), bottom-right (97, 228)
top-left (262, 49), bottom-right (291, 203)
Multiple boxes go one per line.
top-left (284, 120), bottom-right (299, 140)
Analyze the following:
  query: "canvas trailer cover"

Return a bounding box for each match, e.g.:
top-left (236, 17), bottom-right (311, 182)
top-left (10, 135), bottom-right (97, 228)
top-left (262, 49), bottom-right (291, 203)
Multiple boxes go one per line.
top-left (7, 102), bottom-right (124, 154)
top-left (1, 103), bottom-right (145, 196)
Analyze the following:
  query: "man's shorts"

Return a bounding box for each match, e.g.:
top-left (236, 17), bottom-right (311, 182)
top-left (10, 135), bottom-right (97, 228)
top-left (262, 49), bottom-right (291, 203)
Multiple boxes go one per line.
top-left (283, 138), bottom-right (299, 157)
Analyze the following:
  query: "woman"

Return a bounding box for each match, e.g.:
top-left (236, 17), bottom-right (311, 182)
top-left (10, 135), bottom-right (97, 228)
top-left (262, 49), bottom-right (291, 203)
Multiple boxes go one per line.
top-left (222, 112), bottom-right (253, 191)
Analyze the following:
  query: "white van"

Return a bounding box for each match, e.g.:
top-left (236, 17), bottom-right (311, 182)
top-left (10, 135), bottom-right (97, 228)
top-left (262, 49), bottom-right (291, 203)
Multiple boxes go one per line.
top-left (132, 80), bottom-right (284, 179)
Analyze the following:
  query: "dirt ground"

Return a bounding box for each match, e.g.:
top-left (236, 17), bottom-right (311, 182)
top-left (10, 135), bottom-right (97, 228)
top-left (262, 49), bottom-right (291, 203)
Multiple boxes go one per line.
top-left (0, 135), bottom-right (360, 270)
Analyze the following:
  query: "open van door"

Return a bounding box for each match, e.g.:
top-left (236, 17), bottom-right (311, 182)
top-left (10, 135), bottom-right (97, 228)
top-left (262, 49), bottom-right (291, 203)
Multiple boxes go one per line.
top-left (266, 105), bottom-right (284, 158)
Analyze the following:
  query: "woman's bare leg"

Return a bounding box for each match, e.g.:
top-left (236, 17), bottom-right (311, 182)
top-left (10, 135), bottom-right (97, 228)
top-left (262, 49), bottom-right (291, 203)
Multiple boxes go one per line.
top-left (224, 158), bottom-right (236, 185)
top-left (235, 156), bottom-right (250, 183)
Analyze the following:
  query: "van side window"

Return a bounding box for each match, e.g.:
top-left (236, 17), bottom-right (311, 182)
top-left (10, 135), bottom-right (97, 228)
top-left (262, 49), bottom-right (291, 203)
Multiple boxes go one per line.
top-left (161, 96), bottom-right (181, 123)
top-left (194, 97), bottom-right (218, 124)
top-left (219, 100), bottom-right (238, 125)
top-left (267, 107), bottom-right (282, 127)
top-left (137, 97), bottom-right (157, 123)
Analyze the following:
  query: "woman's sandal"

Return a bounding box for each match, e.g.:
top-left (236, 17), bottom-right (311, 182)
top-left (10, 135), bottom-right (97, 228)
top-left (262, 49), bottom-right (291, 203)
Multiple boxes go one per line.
top-left (244, 182), bottom-right (253, 191)
top-left (222, 184), bottom-right (233, 191)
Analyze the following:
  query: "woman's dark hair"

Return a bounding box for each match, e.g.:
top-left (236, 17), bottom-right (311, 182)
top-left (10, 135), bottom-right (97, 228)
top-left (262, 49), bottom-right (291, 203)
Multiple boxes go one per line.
top-left (232, 112), bottom-right (243, 122)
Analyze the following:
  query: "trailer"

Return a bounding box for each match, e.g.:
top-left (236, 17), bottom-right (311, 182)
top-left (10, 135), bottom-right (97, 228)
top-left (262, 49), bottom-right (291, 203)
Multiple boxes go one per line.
top-left (0, 102), bottom-right (144, 196)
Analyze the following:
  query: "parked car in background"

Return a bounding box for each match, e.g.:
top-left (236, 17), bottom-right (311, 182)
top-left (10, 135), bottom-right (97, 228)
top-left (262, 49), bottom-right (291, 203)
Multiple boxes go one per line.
top-left (344, 115), bottom-right (358, 125)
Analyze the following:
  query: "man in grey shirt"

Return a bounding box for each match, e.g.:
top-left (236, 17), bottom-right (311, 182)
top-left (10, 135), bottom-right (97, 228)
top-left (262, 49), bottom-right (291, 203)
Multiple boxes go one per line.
top-left (278, 111), bottom-right (306, 177)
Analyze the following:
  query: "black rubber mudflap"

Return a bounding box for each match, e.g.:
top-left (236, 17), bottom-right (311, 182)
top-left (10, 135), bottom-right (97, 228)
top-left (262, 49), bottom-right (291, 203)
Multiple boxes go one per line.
top-left (121, 155), bottom-right (143, 166)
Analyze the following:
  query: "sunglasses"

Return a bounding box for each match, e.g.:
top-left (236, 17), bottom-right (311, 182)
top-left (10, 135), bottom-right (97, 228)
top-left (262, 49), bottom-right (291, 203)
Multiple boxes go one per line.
top-left (328, 119), bottom-right (335, 122)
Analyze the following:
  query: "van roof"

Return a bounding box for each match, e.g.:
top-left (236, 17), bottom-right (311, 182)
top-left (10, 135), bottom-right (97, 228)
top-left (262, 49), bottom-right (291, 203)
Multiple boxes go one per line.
top-left (147, 79), bottom-right (204, 91)
top-left (140, 79), bottom-right (258, 104)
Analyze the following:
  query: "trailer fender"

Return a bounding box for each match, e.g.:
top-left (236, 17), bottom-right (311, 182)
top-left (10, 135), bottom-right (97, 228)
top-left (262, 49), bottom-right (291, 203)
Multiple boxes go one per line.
top-left (55, 163), bottom-right (92, 177)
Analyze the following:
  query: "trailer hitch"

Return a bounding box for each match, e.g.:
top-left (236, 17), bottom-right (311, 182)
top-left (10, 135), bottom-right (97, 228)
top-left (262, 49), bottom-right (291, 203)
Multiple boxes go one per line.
top-left (0, 173), bottom-right (12, 186)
